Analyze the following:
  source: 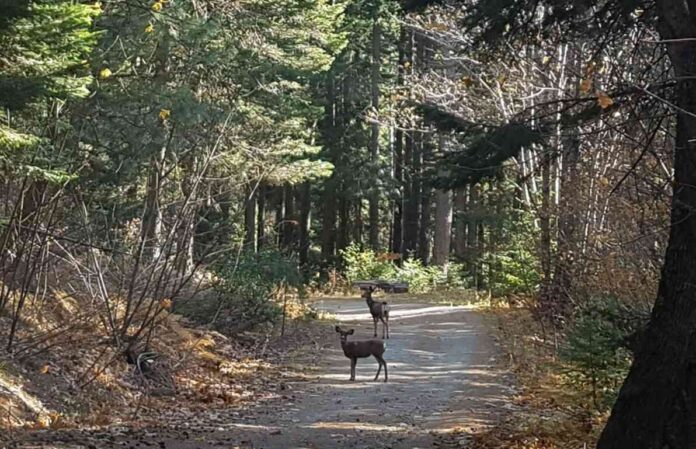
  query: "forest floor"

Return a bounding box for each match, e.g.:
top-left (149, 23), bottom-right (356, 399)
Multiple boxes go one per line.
top-left (3, 297), bottom-right (516, 449)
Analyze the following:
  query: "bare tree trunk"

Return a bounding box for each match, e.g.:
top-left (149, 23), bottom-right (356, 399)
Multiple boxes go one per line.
top-left (256, 184), bottom-right (265, 250)
top-left (244, 186), bottom-right (257, 253)
top-left (467, 184), bottom-right (480, 279)
top-left (281, 185), bottom-right (296, 248)
top-left (432, 189), bottom-right (452, 268)
top-left (453, 187), bottom-right (468, 260)
top-left (432, 135), bottom-right (451, 268)
top-left (299, 182), bottom-right (311, 271)
top-left (368, 3), bottom-right (381, 251)
top-left (142, 147), bottom-right (166, 261)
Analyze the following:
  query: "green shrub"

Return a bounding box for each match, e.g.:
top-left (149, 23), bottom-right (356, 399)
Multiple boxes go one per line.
top-left (483, 246), bottom-right (541, 297)
top-left (340, 244), bottom-right (467, 293)
top-left (213, 249), bottom-right (301, 328)
top-left (340, 243), bottom-right (397, 283)
top-left (560, 297), bottom-right (648, 411)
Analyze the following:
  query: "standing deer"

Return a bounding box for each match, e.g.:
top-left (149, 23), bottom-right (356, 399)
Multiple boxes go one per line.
top-left (362, 286), bottom-right (389, 339)
top-left (335, 326), bottom-right (387, 382)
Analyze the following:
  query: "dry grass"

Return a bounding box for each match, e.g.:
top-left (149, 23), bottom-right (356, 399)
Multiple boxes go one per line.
top-left (467, 306), bottom-right (607, 449)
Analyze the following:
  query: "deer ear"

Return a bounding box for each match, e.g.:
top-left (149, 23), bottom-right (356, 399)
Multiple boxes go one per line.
top-left (348, 329), bottom-right (354, 335)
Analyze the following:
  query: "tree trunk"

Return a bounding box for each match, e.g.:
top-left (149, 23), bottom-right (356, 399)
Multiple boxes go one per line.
top-left (256, 184), bottom-right (265, 250)
top-left (299, 182), bottom-right (311, 271)
top-left (321, 65), bottom-right (338, 261)
top-left (274, 187), bottom-right (284, 246)
top-left (244, 186), bottom-right (257, 253)
top-left (391, 27), bottom-right (407, 258)
top-left (597, 9), bottom-right (696, 448)
top-left (337, 193), bottom-right (349, 253)
top-left (432, 134), bottom-right (451, 268)
top-left (142, 147), bottom-right (166, 261)
top-left (467, 184), bottom-right (480, 279)
top-left (368, 3), bottom-right (381, 250)
top-left (281, 185), bottom-right (296, 248)
top-left (417, 135), bottom-right (431, 265)
top-left (432, 188), bottom-right (452, 268)
top-left (453, 187), bottom-right (468, 259)
top-left (539, 147), bottom-right (552, 295)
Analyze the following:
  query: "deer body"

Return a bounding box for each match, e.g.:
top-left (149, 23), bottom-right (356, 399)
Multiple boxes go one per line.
top-left (336, 326), bottom-right (388, 382)
top-left (363, 286), bottom-right (390, 339)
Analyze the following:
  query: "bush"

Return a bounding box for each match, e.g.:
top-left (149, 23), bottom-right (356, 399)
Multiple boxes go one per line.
top-left (340, 243), bottom-right (397, 283)
top-left (560, 297), bottom-right (648, 411)
top-left (213, 249), bottom-right (301, 329)
top-left (340, 244), bottom-right (467, 293)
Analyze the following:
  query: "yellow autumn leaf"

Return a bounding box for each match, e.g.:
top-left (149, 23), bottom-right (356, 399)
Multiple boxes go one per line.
top-left (98, 68), bottom-right (112, 79)
top-left (403, 61), bottom-right (411, 69)
top-left (497, 75), bottom-right (507, 86)
top-left (597, 91), bottom-right (614, 109)
top-left (159, 108), bottom-right (171, 121)
top-left (39, 364), bottom-right (50, 374)
top-left (160, 298), bottom-right (172, 310)
top-left (579, 78), bottom-right (593, 94)
top-left (145, 23), bottom-right (154, 33)
top-left (541, 55), bottom-right (551, 64)
top-left (152, 1), bottom-right (162, 11)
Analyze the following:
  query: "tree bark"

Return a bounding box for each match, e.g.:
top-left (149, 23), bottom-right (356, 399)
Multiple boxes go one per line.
top-left (244, 186), bottom-right (257, 253)
top-left (432, 188), bottom-right (452, 268)
top-left (320, 66), bottom-right (337, 261)
top-left (467, 184), bottom-right (480, 277)
top-left (281, 185), bottom-right (296, 248)
top-left (453, 187), bottom-right (468, 259)
top-left (368, 2), bottom-right (381, 250)
top-left (299, 182), bottom-right (311, 270)
top-left (256, 184), bottom-right (265, 250)
top-left (597, 6), bottom-right (696, 447)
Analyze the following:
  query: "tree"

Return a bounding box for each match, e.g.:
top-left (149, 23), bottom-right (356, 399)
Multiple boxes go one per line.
top-left (405, 0), bottom-right (696, 446)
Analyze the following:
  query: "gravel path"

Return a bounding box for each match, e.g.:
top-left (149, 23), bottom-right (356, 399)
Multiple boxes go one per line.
top-left (5, 298), bottom-right (513, 449)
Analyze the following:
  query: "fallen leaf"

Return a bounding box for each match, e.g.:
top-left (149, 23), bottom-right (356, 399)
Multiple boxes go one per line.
top-left (597, 91), bottom-right (614, 109)
top-left (579, 78), bottom-right (592, 94)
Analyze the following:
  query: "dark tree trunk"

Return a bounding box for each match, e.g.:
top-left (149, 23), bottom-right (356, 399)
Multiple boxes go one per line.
top-left (598, 6), bottom-right (696, 447)
top-left (244, 186), bottom-right (257, 253)
top-left (453, 187), bottom-right (468, 260)
top-left (368, 3), bottom-right (381, 250)
top-left (256, 184), bottom-right (265, 250)
top-left (281, 185), bottom-right (296, 248)
top-left (402, 131), bottom-right (419, 259)
top-left (391, 27), bottom-right (407, 259)
top-left (274, 187), bottom-right (284, 246)
top-left (392, 128), bottom-right (404, 257)
top-left (299, 182), bottom-right (311, 270)
top-left (467, 184), bottom-right (480, 279)
top-left (337, 193), bottom-right (349, 253)
top-left (321, 66), bottom-right (338, 261)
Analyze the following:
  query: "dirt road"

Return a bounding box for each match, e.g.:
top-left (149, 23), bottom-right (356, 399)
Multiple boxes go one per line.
top-left (6, 298), bottom-right (513, 449)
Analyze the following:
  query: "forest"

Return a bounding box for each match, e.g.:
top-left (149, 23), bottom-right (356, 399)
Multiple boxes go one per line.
top-left (1, 0), bottom-right (695, 448)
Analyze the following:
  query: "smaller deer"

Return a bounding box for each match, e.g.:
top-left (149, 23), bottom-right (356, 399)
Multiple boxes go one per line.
top-left (362, 286), bottom-right (389, 339)
top-left (335, 326), bottom-right (387, 382)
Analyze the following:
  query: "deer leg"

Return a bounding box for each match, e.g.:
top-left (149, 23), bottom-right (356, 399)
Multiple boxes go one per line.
top-left (373, 355), bottom-right (382, 381)
top-left (375, 355), bottom-right (387, 382)
top-left (385, 315), bottom-right (389, 339)
top-left (350, 358), bottom-right (356, 381)
top-left (373, 316), bottom-right (378, 338)
top-left (380, 316), bottom-right (388, 339)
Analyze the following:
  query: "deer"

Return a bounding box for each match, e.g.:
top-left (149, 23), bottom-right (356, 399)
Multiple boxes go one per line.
top-left (335, 326), bottom-right (387, 382)
top-left (362, 285), bottom-right (389, 339)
